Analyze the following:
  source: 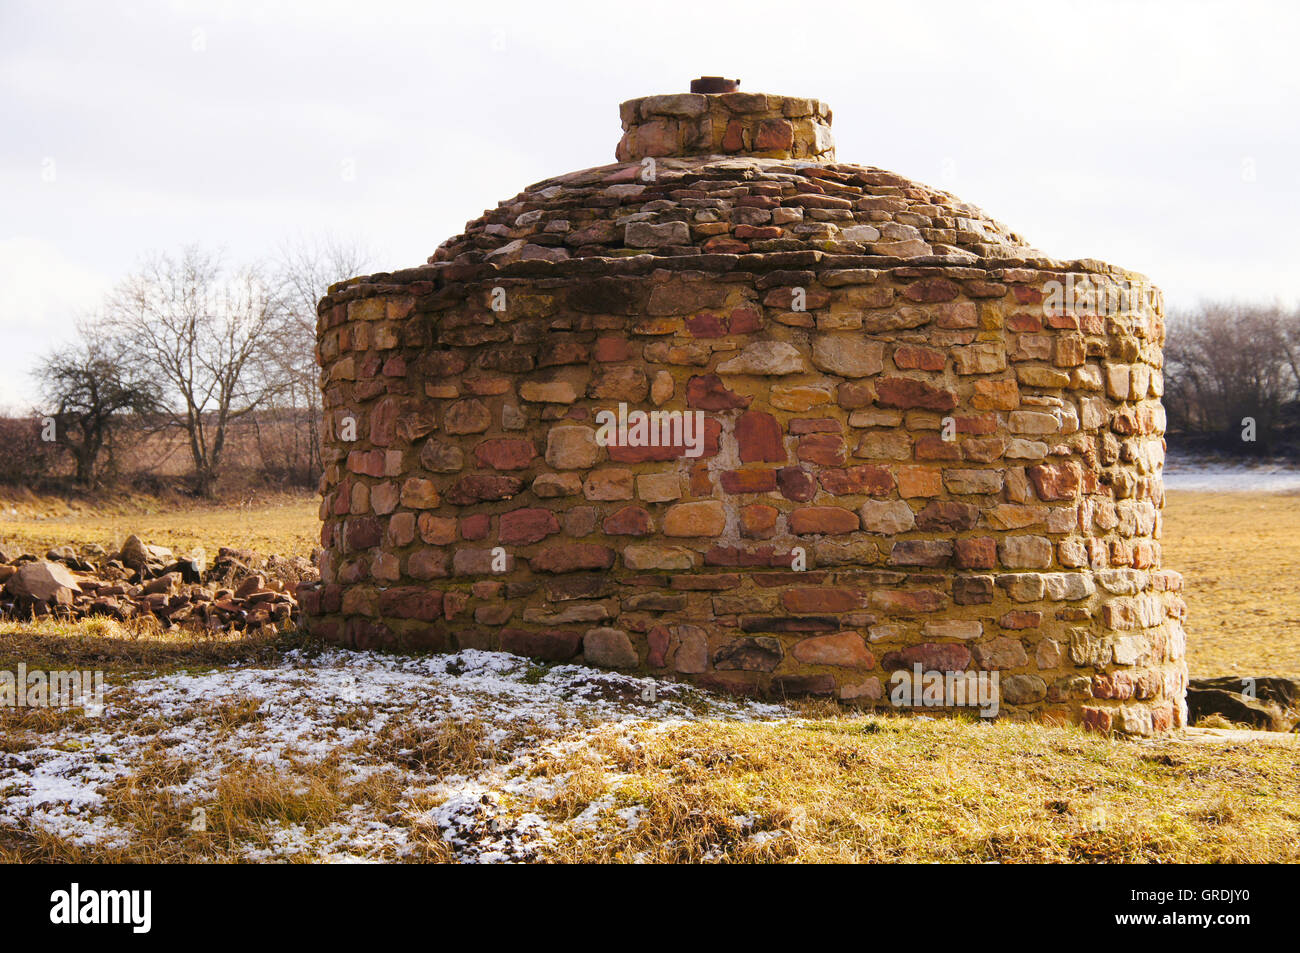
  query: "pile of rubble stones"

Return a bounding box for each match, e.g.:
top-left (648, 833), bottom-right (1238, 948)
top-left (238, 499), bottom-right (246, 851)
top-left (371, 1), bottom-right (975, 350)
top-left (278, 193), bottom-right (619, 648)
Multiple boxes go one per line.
top-left (0, 535), bottom-right (318, 632)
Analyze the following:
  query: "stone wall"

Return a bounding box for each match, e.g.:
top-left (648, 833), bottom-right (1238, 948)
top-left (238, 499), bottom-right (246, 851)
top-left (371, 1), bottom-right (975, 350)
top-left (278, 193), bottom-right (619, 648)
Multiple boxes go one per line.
top-left (300, 250), bottom-right (1188, 736)
top-left (616, 93), bottom-right (835, 163)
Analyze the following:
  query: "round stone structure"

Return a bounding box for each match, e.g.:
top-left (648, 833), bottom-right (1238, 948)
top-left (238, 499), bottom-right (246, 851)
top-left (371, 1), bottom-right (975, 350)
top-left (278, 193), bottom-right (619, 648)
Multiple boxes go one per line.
top-left (299, 82), bottom-right (1188, 735)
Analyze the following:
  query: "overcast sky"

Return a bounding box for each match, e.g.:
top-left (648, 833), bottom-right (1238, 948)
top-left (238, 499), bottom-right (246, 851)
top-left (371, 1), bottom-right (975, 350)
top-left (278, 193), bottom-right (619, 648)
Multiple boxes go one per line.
top-left (3, 0), bottom-right (1298, 408)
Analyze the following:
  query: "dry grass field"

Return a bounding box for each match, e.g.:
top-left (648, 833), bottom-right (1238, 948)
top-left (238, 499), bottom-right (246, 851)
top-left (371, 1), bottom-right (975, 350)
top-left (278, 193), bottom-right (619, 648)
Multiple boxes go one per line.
top-left (0, 492), bottom-right (319, 558)
top-left (1, 487), bottom-right (1297, 863)
top-left (1163, 490), bottom-right (1300, 679)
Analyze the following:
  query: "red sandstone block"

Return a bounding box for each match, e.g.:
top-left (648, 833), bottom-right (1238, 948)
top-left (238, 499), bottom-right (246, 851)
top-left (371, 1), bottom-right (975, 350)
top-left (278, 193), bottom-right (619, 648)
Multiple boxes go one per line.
top-left (419, 514), bottom-right (457, 545)
top-left (343, 517), bottom-right (382, 552)
top-left (1132, 540), bottom-right (1156, 569)
top-left (736, 410), bottom-right (786, 463)
top-left (443, 591), bottom-right (469, 620)
top-left (836, 381), bottom-right (875, 409)
top-left (530, 543), bottom-right (616, 573)
top-left (789, 506), bottom-right (859, 535)
top-left (880, 642), bottom-right (970, 672)
top-left (894, 345), bottom-right (946, 371)
top-left (1045, 312), bottom-right (1080, 330)
top-left (378, 587), bottom-right (444, 622)
top-left (720, 469), bottom-right (778, 494)
top-left (729, 307), bottom-right (761, 333)
top-left (499, 507), bottom-right (561, 545)
top-left (755, 118), bottom-right (795, 151)
top-left (740, 503), bottom-right (779, 538)
top-left (954, 536), bottom-right (997, 569)
top-left (963, 280), bottom-right (1007, 299)
top-left (689, 464), bottom-right (713, 496)
top-left (407, 548), bottom-right (450, 580)
top-left (774, 465), bottom-right (816, 501)
top-left (647, 625), bottom-right (670, 668)
top-left (298, 586), bottom-right (322, 615)
top-left (875, 377), bottom-right (957, 412)
top-left (687, 374), bottom-right (751, 410)
top-left (796, 433), bottom-right (847, 466)
top-left (1151, 702), bottom-right (1174, 734)
top-left (734, 225), bottom-right (782, 240)
top-left (706, 546), bottom-right (776, 567)
top-left (607, 418), bottom-right (721, 462)
top-left (913, 435), bottom-right (962, 461)
top-left (817, 465), bottom-right (894, 496)
top-left (347, 450), bottom-right (386, 477)
top-left (870, 589), bottom-right (946, 614)
top-left (444, 474), bottom-right (525, 504)
top-left (1028, 462), bottom-right (1081, 500)
top-left (896, 466), bottom-right (943, 498)
top-left (348, 619), bottom-right (394, 651)
top-left (685, 312), bottom-right (728, 337)
top-left (459, 513), bottom-right (491, 541)
top-left (1092, 671), bottom-right (1135, 700)
top-left (971, 378), bottom-right (1019, 411)
top-left (917, 500), bottom-right (978, 532)
top-left (1006, 312), bottom-right (1043, 332)
top-left (902, 277), bottom-right (959, 303)
top-left (1081, 314), bottom-right (1106, 334)
top-left (955, 414), bottom-right (997, 434)
top-left (602, 505), bottom-right (654, 536)
top-left (473, 437), bottom-right (537, 471)
top-left (998, 610), bottom-right (1042, 629)
top-left (888, 539), bottom-right (953, 567)
top-left (703, 237), bottom-right (749, 254)
top-left (788, 418), bottom-right (840, 435)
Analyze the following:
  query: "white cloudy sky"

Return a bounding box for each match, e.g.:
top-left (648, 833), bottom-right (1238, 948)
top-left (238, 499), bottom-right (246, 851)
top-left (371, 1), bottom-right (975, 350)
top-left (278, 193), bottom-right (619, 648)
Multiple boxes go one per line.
top-left (3, 0), bottom-right (1298, 408)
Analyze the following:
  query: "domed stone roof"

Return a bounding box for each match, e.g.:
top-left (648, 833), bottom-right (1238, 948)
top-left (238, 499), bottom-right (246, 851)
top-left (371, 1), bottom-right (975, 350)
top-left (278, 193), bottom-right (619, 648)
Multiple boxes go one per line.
top-left (430, 85), bottom-right (1042, 268)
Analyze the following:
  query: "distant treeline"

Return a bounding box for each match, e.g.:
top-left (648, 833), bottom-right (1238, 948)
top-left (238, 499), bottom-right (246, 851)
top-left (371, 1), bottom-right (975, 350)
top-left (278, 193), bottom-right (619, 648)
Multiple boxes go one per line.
top-left (1164, 302), bottom-right (1300, 457)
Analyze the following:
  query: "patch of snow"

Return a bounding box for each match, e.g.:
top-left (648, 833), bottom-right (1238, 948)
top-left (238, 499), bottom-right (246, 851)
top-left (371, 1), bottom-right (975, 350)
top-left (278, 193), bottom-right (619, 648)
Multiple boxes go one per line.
top-left (0, 647), bottom-right (787, 862)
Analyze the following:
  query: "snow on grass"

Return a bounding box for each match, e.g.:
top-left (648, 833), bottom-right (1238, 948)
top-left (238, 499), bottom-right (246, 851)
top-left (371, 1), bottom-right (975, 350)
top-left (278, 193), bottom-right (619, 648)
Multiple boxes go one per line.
top-left (0, 648), bottom-right (787, 862)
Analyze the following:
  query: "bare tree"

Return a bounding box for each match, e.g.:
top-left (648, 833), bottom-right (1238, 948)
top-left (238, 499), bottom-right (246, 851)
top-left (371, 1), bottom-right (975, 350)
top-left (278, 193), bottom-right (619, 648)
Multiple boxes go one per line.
top-left (269, 234), bottom-right (373, 482)
top-left (1165, 302), bottom-right (1297, 453)
top-left (33, 323), bottom-right (162, 486)
top-left (105, 246), bottom-right (284, 496)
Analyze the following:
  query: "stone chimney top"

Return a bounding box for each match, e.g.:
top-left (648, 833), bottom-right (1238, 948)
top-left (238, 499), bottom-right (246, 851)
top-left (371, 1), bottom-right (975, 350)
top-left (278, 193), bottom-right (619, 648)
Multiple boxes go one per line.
top-left (616, 80), bottom-right (835, 163)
